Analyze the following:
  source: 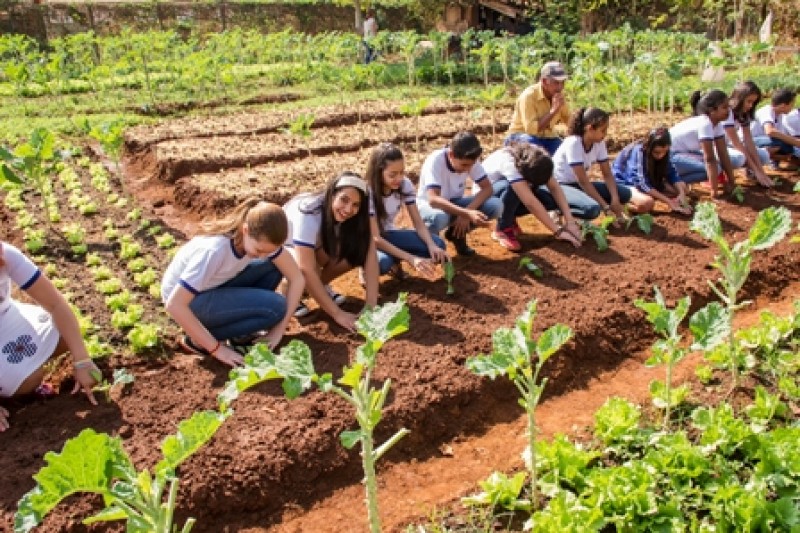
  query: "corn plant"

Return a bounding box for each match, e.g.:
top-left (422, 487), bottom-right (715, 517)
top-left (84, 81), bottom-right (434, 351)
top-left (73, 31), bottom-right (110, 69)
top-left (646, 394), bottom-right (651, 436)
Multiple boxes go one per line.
top-left (689, 202), bottom-right (792, 389)
top-left (466, 300), bottom-right (573, 509)
top-left (635, 286), bottom-right (691, 429)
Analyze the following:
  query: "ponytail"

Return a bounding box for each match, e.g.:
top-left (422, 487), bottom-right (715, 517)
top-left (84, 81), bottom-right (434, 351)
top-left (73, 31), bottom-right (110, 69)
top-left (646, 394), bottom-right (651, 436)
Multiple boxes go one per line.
top-left (568, 107), bottom-right (609, 137)
top-left (690, 89), bottom-right (727, 117)
top-left (199, 196), bottom-right (287, 248)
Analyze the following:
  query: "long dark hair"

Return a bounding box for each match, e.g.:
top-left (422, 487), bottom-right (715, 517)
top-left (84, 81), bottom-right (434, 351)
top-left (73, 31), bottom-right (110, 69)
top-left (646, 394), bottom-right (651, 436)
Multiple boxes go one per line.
top-left (568, 107), bottom-right (609, 137)
top-left (365, 142), bottom-right (404, 234)
top-left (641, 126), bottom-right (672, 192)
top-left (299, 172), bottom-right (371, 266)
top-left (506, 142), bottom-right (553, 187)
top-left (690, 89), bottom-right (727, 117)
top-left (729, 81), bottom-right (761, 126)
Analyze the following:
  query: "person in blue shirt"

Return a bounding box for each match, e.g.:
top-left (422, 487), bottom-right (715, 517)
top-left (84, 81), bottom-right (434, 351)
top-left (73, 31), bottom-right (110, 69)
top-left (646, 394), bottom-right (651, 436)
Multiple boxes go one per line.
top-left (613, 126), bottom-right (692, 215)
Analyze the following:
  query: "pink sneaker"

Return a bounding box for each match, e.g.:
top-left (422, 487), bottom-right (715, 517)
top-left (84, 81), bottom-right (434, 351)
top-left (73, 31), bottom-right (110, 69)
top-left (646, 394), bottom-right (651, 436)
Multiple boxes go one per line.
top-left (510, 222), bottom-right (522, 237)
top-left (492, 227), bottom-right (522, 252)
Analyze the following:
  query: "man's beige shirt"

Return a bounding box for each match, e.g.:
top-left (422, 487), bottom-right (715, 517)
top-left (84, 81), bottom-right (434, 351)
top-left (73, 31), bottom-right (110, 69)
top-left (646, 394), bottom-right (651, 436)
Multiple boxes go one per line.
top-left (507, 81), bottom-right (571, 137)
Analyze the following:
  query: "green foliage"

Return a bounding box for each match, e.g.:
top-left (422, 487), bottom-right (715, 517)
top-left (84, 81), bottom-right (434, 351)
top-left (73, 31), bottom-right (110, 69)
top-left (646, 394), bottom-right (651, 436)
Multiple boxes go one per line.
top-left (127, 323), bottom-right (161, 354)
top-left (462, 471), bottom-right (529, 511)
top-left (581, 216), bottom-right (614, 251)
top-left (91, 368), bottom-right (135, 404)
top-left (518, 256), bottom-right (543, 277)
top-left (443, 260), bottom-right (455, 295)
top-left (626, 213), bottom-right (654, 234)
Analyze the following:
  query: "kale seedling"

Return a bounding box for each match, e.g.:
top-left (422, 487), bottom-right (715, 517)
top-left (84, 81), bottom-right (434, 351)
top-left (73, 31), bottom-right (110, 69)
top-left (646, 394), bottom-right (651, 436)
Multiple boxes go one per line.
top-left (91, 368), bottom-right (135, 404)
top-left (581, 215), bottom-right (614, 252)
top-left (518, 256), bottom-right (543, 277)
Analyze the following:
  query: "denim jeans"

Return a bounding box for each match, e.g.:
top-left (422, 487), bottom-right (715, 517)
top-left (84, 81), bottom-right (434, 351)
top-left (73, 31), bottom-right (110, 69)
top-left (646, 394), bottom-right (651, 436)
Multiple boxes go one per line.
top-left (418, 195), bottom-right (504, 235)
top-left (753, 135), bottom-right (800, 158)
top-left (493, 179), bottom-right (626, 223)
top-left (377, 230), bottom-right (446, 274)
top-left (559, 182), bottom-right (632, 217)
top-left (728, 146), bottom-right (771, 166)
top-left (672, 149), bottom-right (746, 183)
top-left (504, 133), bottom-right (562, 156)
top-left (189, 259), bottom-right (285, 340)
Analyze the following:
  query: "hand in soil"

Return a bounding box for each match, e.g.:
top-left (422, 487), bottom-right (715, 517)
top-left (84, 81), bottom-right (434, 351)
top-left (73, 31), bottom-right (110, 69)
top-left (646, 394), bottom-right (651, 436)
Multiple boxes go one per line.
top-left (556, 227), bottom-right (581, 248)
top-left (334, 310), bottom-right (358, 333)
top-left (72, 365), bottom-right (99, 406)
top-left (212, 345), bottom-right (245, 367)
top-left (411, 257), bottom-right (437, 279)
top-left (0, 406), bottom-right (8, 432)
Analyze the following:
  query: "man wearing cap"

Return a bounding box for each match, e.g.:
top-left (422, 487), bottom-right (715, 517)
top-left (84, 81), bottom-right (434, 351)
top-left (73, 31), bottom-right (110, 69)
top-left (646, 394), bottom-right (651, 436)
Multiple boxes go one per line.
top-left (505, 61), bottom-right (570, 155)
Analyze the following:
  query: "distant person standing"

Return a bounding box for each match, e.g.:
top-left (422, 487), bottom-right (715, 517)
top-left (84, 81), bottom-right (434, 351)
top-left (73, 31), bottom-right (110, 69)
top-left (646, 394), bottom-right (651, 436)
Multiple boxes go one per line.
top-left (363, 9), bottom-right (378, 64)
top-left (505, 61), bottom-right (571, 155)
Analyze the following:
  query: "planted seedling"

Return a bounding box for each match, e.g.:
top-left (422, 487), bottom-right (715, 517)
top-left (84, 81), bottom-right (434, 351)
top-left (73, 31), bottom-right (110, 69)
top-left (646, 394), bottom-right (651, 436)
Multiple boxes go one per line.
top-left (635, 286), bottom-right (691, 429)
top-left (518, 256), bottom-right (543, 277)
top-left (731, 184), bottom-right (745, 203)
top-left (91, 367), bottom-right (135, 404)
top-left (443, 259), bottom-right (455, 295)
top-left (581, 215), bottom-right (615, 252)
top-left (462, 471), bottom-right (529, 512)
top-left (128, 323), bottom-right (161, 354)
top-left (625, 212), bottom-right (654, 234)
top-left (466, 300), bottom-right (573, 509)
top-left (689, 202), bottom-right (792, 389)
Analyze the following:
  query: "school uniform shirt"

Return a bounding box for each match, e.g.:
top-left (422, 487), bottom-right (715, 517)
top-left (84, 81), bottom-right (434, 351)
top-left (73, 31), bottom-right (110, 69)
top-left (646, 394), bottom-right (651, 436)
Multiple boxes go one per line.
top-left (751, 105), bottom-right (785, 138)
top-left (161, 235), bottom-right (281, 302)
top-left (552, 135), bottom-right (609, 185)
top-left (781, 109), bottom-right (800, 137)
top-left (417, 148), bottom-right (488, 202)
top-left (283, 194), bottom-right (323, 249)
top-left (612, 142), bottom-right (679, 193)
top-left (482, 148), bottom-right (525, 185)
top-left (0, 242), bottom-right (59, 397)
top-left (669, 115), bottom-right (724, 153)
top-left (369, 178), bottom-right (417, 231)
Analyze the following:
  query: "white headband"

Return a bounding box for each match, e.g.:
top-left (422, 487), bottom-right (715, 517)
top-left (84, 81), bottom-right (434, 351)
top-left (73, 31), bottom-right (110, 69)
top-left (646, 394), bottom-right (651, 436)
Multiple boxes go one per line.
top-left (336, 174), bottom-right (367, 193)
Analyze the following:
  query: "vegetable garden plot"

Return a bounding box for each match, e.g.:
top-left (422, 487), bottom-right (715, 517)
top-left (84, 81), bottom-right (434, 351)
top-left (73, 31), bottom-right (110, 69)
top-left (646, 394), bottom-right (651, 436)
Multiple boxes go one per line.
top-left (1, 113), bottom-right (799, 533)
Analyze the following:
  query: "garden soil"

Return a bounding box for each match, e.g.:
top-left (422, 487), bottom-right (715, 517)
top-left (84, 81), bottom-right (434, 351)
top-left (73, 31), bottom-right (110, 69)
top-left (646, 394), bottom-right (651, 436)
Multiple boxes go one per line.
top-left (0, 108), bottom-right (798, 533)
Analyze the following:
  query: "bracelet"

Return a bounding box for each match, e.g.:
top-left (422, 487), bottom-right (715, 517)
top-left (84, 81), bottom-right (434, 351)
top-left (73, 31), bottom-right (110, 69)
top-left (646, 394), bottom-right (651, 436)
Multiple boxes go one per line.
top-left (74, 359), bottom-right (96, 370)
top-left (209, 340), bottom-right (221, 354)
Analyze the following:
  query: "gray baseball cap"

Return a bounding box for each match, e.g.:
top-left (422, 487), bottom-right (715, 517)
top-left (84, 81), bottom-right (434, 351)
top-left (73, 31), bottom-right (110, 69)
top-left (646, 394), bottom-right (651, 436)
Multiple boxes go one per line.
top-left (540, 61), bottom-right (568, 81)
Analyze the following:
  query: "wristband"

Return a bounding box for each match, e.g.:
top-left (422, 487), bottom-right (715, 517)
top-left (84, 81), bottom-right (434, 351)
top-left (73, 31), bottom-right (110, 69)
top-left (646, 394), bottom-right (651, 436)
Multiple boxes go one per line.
top-left (74, 359), bottom-right (96, 370)
top-left (209, 340), bottom-right (221, 354)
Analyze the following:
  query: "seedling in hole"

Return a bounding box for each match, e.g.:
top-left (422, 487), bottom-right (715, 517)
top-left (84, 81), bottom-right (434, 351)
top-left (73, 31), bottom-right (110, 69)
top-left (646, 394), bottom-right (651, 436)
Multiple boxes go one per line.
top-left (581, 216), bottom-right (614, 252)
top-left (625, 213), bottom-right (654, 234)
top-left (518, 256), bottom-right (543, 277)
top-left (443, 260), bottom-right (455, 295)
top-left (91, 367), bottom-right (135, 404)
top-left (128, 323), bottom-right (160, 354)
top-left (731, 185), bottom-right (745, 203)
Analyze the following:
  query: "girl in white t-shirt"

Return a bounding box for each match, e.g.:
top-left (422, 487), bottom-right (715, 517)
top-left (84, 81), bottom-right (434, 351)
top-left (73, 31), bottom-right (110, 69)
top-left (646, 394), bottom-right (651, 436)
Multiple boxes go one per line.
top-left (284, 172), bottom-right (379, 333)
top-left (724, 81), bottom-right (773, 187)
top-left (669, 89), bottom-right (738, 198)
top-left (552, 107), bottom-right (631, 224)
top-left (365, 143), bottom-right (448, 280)
top-left (0, 241), bottom-right (99, 431)
top-left (162, 198), bottom-right (304, 367)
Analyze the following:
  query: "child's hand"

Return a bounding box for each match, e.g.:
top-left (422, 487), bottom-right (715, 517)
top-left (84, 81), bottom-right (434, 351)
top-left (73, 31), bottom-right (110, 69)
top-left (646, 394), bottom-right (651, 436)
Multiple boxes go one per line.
top-left (334, 310), bottom-right (358, 333)
top-left (212, 345), bottom-right (244, 367)
top-left (72, 360), bottom-right (100, 405)
top-left (411, 257), bottom-right (437, 279)
top-left (428, 245), bottom-right (449, 264)
top-left (0, 406), bottom-right (9, 432)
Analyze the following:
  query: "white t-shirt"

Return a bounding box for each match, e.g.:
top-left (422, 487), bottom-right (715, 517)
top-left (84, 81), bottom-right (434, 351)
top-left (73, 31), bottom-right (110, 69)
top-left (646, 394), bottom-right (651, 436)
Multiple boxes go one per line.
top-left (417, 148), bottom-right (487, 202)
top-left (751, 105), bottom-right (784, 138)
top-left (0, 242), bottom-right (59, 397)
top-left (370, 177), bottom-right (416, 231)
top-left (783, 109), bottom-right (800, 137)
top-left (670, 115), bottom-right (724, 153)
top-left (283, 194), bottom-right (323, 249)
top-left (161, 235), bottom-right (281, 302)
top-left (363, 16), bottom-right (377, 38)
top-left (482, 148), bottom-right (524, 185)
top-left (552, 135), bottom-right (609, 185)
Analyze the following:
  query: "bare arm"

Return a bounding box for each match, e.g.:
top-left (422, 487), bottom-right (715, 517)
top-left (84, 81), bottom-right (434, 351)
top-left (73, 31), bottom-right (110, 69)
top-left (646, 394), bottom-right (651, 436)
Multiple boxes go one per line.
top-left (513, 180), bottom-right (580, 247)
top-left (263, 249), bottom-right (305, 349)
top-left (765, 123), bottom-right (800, 147)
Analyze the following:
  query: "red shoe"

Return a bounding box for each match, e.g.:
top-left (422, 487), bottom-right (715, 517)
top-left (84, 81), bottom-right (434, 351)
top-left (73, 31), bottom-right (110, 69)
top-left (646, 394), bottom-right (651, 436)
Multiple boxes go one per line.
top-left (492, 227), bottom-right (522, 252)
top-left (511, 222), bottom-right (522, 237)
top-left (717, 171), bottom-right (728, 185)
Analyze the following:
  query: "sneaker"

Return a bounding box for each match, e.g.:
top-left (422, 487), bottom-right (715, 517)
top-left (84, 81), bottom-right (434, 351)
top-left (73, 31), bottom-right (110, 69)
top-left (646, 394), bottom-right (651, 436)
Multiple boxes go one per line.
top-left (510, 222), bottom-right (523, 237)
top-left (444, 227), bottom-right (476, 256)
top-left (716, 171), bottom-right (728, 185)
top-left (325, 285), bottom-right (346, 305)
top-left (178, 335), bottom-right (210, 356)
top-left (294, 300), bottom-right (311, 318)
top-left (388, 264), bottom-right (408, 280)
top-left (491, 227), bottom-right (522, 252)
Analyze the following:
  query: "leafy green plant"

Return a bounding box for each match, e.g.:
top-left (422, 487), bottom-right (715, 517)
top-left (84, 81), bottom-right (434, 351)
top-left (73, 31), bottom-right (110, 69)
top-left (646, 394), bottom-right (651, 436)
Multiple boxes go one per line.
top-left (14, 410), bottom-right (228, 533)
top-left (467, 300), bottom-right (573, 509)
top-left (283, 114), bottom-right (318, 174)
top-left (731, 184), bottom-right (745, 203)
top-left (90, 367), bottom-right (135, 404)
top-left (111, 304), bottom-right (144, 330)
top-left (398, 98), bottom-right (429, 161)
top-left (119, 240), bottom-right (141, 261)
top-left (462, 471), bottom-right (529, 511)
top-left (105, 290), bottom-right (134, 312)
top-left (443, 259), bottom-right (455, 295)
top-left (518, 257), bottom-right (543, 277)
top-left (155, 233), bottom-right (176, 249)
top-left (625, 212), bottom-right (654, 234)
top-left (635, 286), bottom-right (691, 428)
top-left (581, 216), bottom-right (615, 251)
top-left (134, 268), bottom-right (158, 289)
top-left (128, 323), bottom-right (161, 354)
top-left (97, 277), bottom-right (123, 295)
top-left (689, 202), bottom-right (792, 388)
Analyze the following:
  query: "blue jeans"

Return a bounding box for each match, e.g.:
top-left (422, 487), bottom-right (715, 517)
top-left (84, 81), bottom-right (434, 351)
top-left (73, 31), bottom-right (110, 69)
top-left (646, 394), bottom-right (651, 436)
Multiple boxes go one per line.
top-left (504, 133), bottom-right (562, 156)
top-left (189, 260), bottom-right (285, 340)
top-left (418, 195), bottom-right (504, 235)
top-left (753, 135), bottom-right (800, 158)
top-left (377, 230), bottom-right (446, 274)
top-left (492, 179), bottom-right (601, 227)
top-left (559, 182), bottom-right (632, 218)
top-left (672, 150), bottom-right (746, 183)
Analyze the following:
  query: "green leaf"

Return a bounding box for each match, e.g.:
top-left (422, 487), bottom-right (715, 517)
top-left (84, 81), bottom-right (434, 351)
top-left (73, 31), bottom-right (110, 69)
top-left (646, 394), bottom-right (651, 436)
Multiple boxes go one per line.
top-left (155, 410), bottom-right (229, 476)
top-left (690, 302), bottom-right (730, 351)
top-left (216, 343), bottom-right (280, 409)
top-left (340, 429), bottom-right (364, 449)
top-left (274, 341), bottom-right (316, 399)
top-left (14, 429), bottom-right (122, 533)
top-left (1, 163), bottom-right (22, 184)
top-left (748, 206), bottom-right (792, 250)
top-left (690, 201), bottom-right (722, 242)
top-left (82, 504), bottom-right (128, 525)
top-left (536, 324), bottom-right (573, 362)
top-left (466, 351), bottom-right (512, 378)
top-left (355, 294), bottom-right (409, 365)
top-left (339, 363), bottom-right (364, 389)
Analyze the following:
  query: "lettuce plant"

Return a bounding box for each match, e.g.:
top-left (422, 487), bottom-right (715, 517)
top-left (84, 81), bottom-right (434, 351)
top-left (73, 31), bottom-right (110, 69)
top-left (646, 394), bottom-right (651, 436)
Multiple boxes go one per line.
top-left (466, 300), bottom-right (573, 509)
top-left (689, 202), bottom-right (792, 388)
top-left (128, 323), bottom-right (161, 354)
top-left (635, 286), bottom-right (691, 429)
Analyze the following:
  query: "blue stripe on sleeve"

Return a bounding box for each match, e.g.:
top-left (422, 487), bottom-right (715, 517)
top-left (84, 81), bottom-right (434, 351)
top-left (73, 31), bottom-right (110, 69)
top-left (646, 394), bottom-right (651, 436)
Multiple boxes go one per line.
top-left (20, 269), bottom-right (41, 290)
top-left (268, 246), bottom-right (283, 260)
top-left (292, 240), bottom-right (316, 248)
top-left (179, 279), bottom-right (199, 295)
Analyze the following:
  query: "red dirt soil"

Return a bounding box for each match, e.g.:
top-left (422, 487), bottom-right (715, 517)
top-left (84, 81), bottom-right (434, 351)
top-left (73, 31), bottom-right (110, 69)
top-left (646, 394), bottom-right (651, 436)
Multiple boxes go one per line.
top-left (0, 110), bottom-right (798, 533)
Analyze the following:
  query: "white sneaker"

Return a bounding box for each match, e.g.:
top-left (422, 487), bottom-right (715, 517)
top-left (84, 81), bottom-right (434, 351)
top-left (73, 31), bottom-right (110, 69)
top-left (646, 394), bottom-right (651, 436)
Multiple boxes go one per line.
top-left (325, 285), bottom-right (346, 305)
